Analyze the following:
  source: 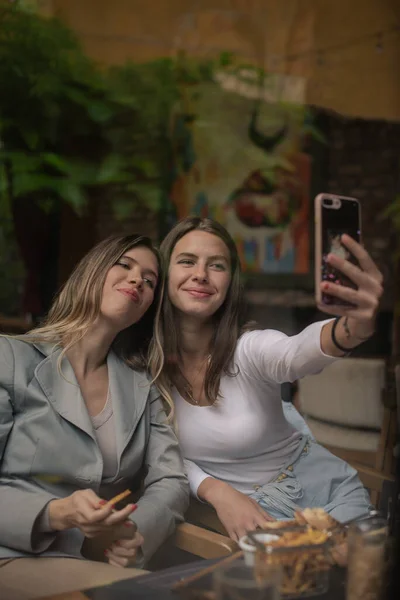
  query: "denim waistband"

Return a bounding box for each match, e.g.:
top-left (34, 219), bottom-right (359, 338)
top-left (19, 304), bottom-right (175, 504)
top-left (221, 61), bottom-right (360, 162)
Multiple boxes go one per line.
top-left (251, 435), bottom-right (311, 517)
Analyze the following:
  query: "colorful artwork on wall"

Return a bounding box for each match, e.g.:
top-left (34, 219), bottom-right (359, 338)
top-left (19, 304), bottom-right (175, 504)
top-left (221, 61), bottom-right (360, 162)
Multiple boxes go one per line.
top-left (169, 75), bottom-right (311, 275)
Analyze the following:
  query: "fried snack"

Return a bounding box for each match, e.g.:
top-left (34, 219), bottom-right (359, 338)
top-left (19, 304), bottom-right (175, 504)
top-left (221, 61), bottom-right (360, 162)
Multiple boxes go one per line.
top-left (254, 526), bottom-right (331, 597)
top-left (106, 488), bottom-right (131, 508)
top-left (260, 507), bottom-right (348, 574)
top-left (298, 509), bottom-right (348, 567)
top-left (268, 528), bottom-right (329, 548)
top-left (261, 519), bottom-right (297, 530)
top-left (300, 508), bottom-right (339, 531)
top-left (294, 510), bottom-right (308, 526)
top-left (262, 508), bottom-right (340, 532)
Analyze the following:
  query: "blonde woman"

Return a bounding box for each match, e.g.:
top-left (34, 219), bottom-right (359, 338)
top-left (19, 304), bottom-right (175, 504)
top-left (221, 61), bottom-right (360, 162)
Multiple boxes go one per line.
top-left (152, 217), bottom-right (383, 542)
top-left (0, 234), bottom-right (188, 599)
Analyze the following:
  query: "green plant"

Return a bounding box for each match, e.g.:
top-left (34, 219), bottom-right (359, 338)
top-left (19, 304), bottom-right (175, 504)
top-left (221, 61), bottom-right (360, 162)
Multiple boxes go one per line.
top-left (104, 59), bottom-right (179, 218)
top-left (0, 3), bottom-right (322, 223)
top-left (383, 193), bottom-right (400, 237)
top-left (0, 3), bottom-right (179, 219)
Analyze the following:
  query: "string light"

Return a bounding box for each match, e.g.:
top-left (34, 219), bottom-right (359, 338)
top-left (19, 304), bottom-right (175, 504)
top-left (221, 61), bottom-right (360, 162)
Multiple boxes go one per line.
top-left (76, 25), bottom-right (400, 66)
top-left (284, 26), bottom-right (398, 64)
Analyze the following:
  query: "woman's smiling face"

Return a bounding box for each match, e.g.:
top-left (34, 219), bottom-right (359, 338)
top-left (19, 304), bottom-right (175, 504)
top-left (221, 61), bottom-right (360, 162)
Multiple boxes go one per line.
top-left (167, 230), bottom-right (231, 322)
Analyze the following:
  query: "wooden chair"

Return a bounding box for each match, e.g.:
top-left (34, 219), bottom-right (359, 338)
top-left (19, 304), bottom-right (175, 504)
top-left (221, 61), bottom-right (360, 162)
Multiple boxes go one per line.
top-left (185, 498), bottom-right (228, 537)
top-left (172, 522), bottom-right (237, 558)
top-left (298, 358), bottom-right (396, 509)
top-left (144, 521), bottom-right (238, 571)
top-left (82, 520), bottom-right (237, 573)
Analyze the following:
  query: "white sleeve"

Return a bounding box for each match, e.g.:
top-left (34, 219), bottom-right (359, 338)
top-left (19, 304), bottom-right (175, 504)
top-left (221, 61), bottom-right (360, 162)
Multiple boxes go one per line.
top-left (184, 458), bottom-right (214, 499)
top-left (238, 319), bottom-right (339, 384)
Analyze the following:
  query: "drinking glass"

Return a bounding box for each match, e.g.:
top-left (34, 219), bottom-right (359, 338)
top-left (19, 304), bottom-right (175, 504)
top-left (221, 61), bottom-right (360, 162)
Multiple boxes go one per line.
top-left (346, 516), bottom-right (389, 600)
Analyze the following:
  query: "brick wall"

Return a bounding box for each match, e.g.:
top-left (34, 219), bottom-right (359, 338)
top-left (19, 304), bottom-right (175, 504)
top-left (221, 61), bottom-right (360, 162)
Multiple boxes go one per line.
top-left (324, 114), bottom-right (400, 308)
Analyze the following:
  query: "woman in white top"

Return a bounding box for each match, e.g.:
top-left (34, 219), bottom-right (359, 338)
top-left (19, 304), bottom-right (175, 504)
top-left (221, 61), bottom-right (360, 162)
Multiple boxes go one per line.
top-left (151, 216), bottom-right (383, 541)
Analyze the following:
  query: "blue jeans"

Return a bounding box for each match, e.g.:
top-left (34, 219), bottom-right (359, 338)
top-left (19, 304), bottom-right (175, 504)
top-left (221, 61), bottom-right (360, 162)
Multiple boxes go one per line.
top-left (282, 402), bottom-right (315, 439)
top-left (250, 435), bottom-right (372, 523)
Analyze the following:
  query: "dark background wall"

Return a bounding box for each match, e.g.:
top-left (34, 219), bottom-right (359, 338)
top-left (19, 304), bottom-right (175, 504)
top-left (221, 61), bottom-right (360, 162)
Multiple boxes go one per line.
top-left (325, 115), bottom-right (399, 309)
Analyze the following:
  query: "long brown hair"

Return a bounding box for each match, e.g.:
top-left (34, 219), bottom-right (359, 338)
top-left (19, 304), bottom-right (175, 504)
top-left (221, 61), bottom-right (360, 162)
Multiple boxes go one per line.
top-left (24, 234), bottom-right (162, 370)
top-left (150, 217), bottom-right (247, 413)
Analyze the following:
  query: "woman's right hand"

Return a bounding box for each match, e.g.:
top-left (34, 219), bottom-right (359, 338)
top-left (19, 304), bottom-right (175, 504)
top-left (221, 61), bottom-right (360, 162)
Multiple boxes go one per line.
top-left (48, 489), bottom-right (136, 538)
top-left (198, 479), bottom-right (273, 541)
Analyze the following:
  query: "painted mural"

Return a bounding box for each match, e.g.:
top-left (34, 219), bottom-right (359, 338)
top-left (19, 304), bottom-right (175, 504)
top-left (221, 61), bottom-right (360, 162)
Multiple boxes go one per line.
top-left (169, 74), bottom-right (311, 274)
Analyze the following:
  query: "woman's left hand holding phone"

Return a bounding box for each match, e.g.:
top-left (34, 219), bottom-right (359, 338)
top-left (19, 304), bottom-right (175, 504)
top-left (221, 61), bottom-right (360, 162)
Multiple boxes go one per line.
top-left (318, 234), bottom-right (383, 340)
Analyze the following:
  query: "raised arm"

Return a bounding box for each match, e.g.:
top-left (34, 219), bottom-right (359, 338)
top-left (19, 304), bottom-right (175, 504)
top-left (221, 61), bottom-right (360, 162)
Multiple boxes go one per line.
top-left (239, 236), bottom-right (383, 384)
top-left (238, 322), bottom-right (337, 384)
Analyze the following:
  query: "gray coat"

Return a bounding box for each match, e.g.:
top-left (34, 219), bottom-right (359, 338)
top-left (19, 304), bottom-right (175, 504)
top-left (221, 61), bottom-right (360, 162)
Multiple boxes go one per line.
top-left (0, 337), bottom-right (189, 564)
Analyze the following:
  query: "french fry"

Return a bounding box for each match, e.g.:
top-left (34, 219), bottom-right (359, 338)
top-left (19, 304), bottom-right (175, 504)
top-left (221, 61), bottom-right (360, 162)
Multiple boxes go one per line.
top-left (255, 517), bottom-right (335, 596)
top-left (105, 488), bottom-right (131, 508)
top-left (294, 510), bottom-right (307, 526)
top-left (300, 508), bottom-right (339, 531)
top-left (261, 519), bottom-right (297, 529)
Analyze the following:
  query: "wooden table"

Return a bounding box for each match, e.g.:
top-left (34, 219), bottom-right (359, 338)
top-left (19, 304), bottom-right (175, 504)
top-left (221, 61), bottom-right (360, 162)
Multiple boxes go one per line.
top-left (38, 558), bottom-right (347, 600)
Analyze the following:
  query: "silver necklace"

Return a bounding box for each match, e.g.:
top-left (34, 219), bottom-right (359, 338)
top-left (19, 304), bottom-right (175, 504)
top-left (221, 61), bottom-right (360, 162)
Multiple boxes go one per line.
top-left (184, 354), bottom-right (211, 405)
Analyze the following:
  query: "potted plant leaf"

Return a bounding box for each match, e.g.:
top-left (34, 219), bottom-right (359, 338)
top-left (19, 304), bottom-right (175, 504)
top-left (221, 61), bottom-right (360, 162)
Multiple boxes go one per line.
top-left (0, 3), bottom-right (177, 319)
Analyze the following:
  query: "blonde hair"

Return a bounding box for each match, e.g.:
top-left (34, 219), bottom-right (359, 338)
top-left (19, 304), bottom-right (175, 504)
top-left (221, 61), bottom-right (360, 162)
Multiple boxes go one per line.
top-left (19, 233), bottom-right (163, 373)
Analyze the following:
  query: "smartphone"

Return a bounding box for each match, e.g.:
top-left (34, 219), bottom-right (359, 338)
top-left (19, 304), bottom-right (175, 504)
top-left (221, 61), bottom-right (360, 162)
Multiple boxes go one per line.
top-left (315, 193), bottom-right (361, 306)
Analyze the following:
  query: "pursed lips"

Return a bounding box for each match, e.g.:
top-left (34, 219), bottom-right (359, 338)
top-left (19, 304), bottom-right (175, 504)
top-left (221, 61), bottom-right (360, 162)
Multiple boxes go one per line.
top-left (117, 288), bottom-right (140, 303)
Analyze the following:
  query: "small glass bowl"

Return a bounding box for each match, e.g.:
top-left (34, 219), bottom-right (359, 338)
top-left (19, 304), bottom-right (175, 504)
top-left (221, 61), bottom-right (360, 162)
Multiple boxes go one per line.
top-left (248, 526), bottom-right (331, 598)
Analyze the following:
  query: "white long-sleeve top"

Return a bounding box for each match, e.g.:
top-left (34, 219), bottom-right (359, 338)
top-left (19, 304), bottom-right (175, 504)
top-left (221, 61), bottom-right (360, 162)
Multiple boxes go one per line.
top-left (174, 320), bottom-right (338, 497)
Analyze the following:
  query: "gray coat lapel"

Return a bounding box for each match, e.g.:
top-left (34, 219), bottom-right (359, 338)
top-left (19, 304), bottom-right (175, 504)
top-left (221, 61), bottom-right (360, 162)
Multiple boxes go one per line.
top-left (33, 342), bottom-right (95, 440)
top-left (107, 351), bottom-right (150, 464)
top-left (32, 343), bottom-right (151, 453)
